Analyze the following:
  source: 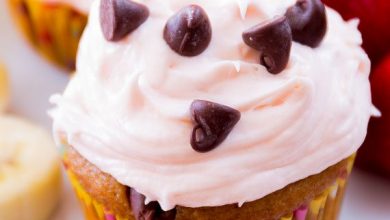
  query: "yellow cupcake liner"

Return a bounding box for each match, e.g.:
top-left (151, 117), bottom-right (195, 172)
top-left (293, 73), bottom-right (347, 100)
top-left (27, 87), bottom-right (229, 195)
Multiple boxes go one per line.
top-left (8, 0), bottom-right (87, 70)
top-left (66, 155), bottom-right (355, 220)
top-left (0, 64), bottom-right (9, 112)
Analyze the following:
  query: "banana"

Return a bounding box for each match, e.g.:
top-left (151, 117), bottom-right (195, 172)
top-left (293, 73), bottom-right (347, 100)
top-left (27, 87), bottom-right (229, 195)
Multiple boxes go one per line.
top-left (0, 64), bottom-right (9, 112)
top-left (0, 116), bottom-right (61, 220)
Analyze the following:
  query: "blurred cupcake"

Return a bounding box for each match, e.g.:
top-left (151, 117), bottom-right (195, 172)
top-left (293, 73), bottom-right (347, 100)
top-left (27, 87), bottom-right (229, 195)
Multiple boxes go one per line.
top-left (8, 0), bottom-right (92, 70)
top-left (51, 0), bottom-right (374, 219)
top-left (0, 64), bottom-right (9, 112)
top-left (0, 115), bottom-right (61, 220)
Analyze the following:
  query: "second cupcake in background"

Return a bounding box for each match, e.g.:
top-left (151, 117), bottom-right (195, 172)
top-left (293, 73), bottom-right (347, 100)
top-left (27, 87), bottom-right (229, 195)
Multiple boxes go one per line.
top-left (51, 0), bottom-right (374, 219)
top-left (8, 0), bottom-right (93, 70)
top-left (0, 64), bottom-right (9, 112)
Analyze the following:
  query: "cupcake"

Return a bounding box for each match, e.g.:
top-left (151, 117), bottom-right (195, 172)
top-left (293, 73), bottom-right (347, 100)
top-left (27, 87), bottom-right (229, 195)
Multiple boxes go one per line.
top-left (0, 115), bottom-right (61, 220)
top-left (8, 0), bottom-right (93, 70)
top-left (51, 0), bottom-right (374, 219)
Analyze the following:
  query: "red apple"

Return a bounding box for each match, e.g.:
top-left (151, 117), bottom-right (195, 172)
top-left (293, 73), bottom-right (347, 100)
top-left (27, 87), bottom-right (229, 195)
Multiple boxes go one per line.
top-left (357, 55), bottom-right (390, 177)
top-left (323, 0), bottom-right (390, 65)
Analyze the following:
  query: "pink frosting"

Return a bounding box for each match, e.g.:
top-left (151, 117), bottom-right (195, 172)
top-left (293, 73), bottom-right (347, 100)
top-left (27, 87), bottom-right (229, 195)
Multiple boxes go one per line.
top-left (51, 0), bottom-right (374, 210)
top-left (42, 0), bottom-right (93, 14)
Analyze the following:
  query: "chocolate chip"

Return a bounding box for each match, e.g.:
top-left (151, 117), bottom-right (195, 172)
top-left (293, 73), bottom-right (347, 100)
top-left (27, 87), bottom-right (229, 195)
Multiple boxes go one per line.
top-left (242, 16), bottom-right (292, 74)
top-left (100, 0), bottom-right (149, 41)
top-left (190, 100), bottom-right (241, 153)
top-left (130, 188), bottom-right (176, 220)
top-left (285, 0), bottom-right (327, 48)
top-left (164, 5), bottom-right (212, 56)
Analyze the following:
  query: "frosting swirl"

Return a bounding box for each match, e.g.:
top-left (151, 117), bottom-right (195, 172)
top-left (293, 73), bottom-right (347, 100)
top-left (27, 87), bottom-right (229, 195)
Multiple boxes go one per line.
top-left (51, 0), bottom-right (374, 210)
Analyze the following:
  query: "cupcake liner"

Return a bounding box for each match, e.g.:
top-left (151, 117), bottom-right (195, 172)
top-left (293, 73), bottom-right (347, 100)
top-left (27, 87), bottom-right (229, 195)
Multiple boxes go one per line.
top-left (65, 155), bottom-right (355, 220)
top-left (8, 0), bottom-right (87, 70)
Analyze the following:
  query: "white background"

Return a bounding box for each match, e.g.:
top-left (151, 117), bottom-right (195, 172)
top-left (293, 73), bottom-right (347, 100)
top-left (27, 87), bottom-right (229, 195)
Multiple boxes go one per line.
top-left (0, 2), bottom-right (389, 219)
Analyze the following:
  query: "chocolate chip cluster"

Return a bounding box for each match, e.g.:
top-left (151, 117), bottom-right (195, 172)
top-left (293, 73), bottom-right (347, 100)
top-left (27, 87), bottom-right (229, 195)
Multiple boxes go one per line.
top-left (100, 0), bottom-right (326, 73)
top-left (243, 0), bottom-right (327, 74)
top-left (99, 0), bottom-right (327, 155)
top-left (98, 0), bottom-right (328, 217)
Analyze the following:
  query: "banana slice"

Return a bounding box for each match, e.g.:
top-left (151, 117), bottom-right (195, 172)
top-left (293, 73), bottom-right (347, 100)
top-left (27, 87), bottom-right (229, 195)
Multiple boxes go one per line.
top-left (0, 116), bottom-right (61, 220)
top-left (0, 64), bottom-right (9, 112)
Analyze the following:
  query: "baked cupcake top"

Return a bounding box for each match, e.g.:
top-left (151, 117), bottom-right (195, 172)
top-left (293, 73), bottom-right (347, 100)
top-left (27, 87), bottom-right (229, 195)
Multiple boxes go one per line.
top-left (51, 0), bottom-right (374, 210)
top-left (43, 0), bottom-right (94, 14)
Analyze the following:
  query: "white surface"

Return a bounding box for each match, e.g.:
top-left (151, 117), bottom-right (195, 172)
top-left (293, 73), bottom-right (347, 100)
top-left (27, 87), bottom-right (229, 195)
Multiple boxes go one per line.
top-left (0, 2), bottom-right (389, 220)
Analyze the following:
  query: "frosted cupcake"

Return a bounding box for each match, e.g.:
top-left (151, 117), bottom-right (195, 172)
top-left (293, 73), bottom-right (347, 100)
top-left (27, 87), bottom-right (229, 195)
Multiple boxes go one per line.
top-left (51, 0), bottom-right (374, 219)
top-left (8, 0), bottom-right (93, 70)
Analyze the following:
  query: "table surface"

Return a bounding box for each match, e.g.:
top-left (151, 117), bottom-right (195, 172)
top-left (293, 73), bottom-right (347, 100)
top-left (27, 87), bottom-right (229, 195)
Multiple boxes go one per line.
top-left (1, 2), bottom-right (389, 219)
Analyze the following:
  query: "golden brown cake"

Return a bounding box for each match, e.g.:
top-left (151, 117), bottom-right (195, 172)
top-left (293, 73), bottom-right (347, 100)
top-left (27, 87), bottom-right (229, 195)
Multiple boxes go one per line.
top-left (64, 146), bottom-right (353, 220)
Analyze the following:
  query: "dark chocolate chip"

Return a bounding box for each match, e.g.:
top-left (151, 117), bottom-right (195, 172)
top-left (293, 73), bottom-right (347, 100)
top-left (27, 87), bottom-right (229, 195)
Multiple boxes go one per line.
top-left (242, 16), bottom-right (292, 74)
top-left (164, 5), bottom-right (212, 57)
top-left (130, 188), bottom-right (176, 220)
top-left (100, 0), bottom-right (149, 41)
top-left (190, 100), bottom-right (241, 153)
top-left (285, 0), bottom-right (327, 48)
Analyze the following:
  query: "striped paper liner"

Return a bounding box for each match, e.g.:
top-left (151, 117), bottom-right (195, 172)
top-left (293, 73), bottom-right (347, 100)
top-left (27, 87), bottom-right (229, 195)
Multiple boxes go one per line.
top-left (66, 155), bottom-right (355, 220)
top-left (8, 0), bottom-right (87, 70)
